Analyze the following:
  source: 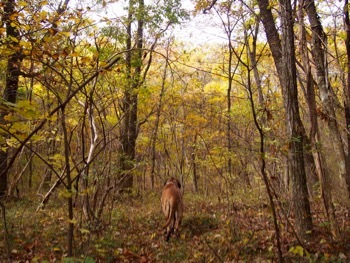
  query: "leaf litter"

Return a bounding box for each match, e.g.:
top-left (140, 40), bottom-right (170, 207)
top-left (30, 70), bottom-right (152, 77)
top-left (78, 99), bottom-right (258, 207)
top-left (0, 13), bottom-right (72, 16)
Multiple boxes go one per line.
top-left (1, 192), bottom-right (349, 262)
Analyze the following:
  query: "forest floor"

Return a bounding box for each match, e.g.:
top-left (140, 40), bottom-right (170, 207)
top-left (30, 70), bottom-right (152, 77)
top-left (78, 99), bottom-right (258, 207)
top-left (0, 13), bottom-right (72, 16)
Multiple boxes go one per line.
top-left (1, 191), bottom-right (350, 262)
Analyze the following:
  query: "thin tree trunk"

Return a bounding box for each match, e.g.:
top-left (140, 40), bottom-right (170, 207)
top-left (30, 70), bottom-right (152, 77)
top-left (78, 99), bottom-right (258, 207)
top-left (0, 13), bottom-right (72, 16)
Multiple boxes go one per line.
top-left (42, 89), bottom-right (57, 191)
top-left (246, 64), bottom-right (283, 263)
top-left (303, 0), bottom-right (350, 199)
top-left (77, 90), bottom-right (98, 221)
top-left (297, 1), bottom-right (339, 238)
top-left (150, 40), bottom-right (170, 190)
top-left (0, 201), bottom-right (11, 261)
top-left (192, 134), bottom-right (199, 192)
top-left (226, 25), bottom-right (234, 179)
top-left (215, 3), bottom-right (237, 178)
top-left (8, 153), bottom-right (34, 196)
top-left (42, 140), bottom-right (55, 191)
top-left (245, 19), bottom-right (264, 107)
top-left (60, 106), bottom-right (74, 257)
top-left (36, 175), bottom-right (65, 211)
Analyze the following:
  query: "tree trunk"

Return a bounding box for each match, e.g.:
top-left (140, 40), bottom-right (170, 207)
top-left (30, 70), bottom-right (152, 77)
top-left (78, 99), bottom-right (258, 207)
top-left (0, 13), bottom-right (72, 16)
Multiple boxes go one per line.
top-left (150, 40), bottom-right (170, 190)
top-left (226, 22), bottom-right (234, 179)
top-left (257, 0), bottom-right (313, 239)
top-left (245, 20), bottom-right (264, 107)
top-left (297, 0), bottom-right (339, 238)
top-left (0, 0), bottom-right (23, 196)
top-left (257, 0), bottom-right (284, 74)
top-left (217, 3), bottom-right (237, 178)
top-left (303, 0), bottom-right (350, 199)
top-left (246, 59), bottom-right (283, 263)
top-left (61, 106), bottom-right (74, 257)
top-left (192, 134), bottom-right (199, 192)
top-left (343, 0), bottom-right (350, 197)
top-left (279, 0), bottom-right (313, 239)
top-left (119, 0), bottom-right (144, 191)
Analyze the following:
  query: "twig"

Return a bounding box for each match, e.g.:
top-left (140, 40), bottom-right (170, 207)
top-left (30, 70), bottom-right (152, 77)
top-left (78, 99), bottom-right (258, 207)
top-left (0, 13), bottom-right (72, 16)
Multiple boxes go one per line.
top-left (0, 201), bottom-right (11, 262)
top-left (203, 0), bottom-right (218, 14)
top-left (36, 172), bottom-right (66, 211)
top-left (236, 230), bottom-right (255, 261)
top-left (197, 224), bottom-right (224, 263)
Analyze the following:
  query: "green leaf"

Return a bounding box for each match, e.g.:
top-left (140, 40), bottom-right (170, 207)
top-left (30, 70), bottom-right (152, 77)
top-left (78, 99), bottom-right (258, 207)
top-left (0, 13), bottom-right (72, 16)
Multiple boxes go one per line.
top-left (288, 245), bottom-right (305, 257)
top-left (59, 189), bottom-right (73, 199)
top-left (83, 256), bottom-right (96, 263)
top-left (9, 36), bottom-right (19, 43)
top-left (80, 228), bottom-right (91, 234)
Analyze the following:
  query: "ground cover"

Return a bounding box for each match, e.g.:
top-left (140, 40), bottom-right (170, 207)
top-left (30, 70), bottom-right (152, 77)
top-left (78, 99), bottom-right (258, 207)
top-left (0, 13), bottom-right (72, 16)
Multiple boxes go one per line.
top-left (1, 192), bottom-right (349, 262)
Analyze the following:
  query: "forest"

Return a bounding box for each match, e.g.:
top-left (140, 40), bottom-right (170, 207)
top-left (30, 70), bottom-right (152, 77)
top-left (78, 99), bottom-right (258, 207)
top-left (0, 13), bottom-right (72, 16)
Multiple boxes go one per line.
top-left (0, 0), bottom-right (350, 261)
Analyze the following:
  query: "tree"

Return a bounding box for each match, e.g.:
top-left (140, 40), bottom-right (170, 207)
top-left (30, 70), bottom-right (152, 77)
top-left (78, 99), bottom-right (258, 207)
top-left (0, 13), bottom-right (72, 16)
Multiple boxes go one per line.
top-left (119, 0), bottom-right (145, 190)
top-left (150, 38), bottom-right (171, 190)
top-left (297, 0), bottom-right (339, 238)
top-left (118, 0), bottom-right (188, 191)
top-left (257, 0), bottom-right (313, 239)
top-left (0, 0), bottom-right (23, 196)
top-left (344, 0), bottom-right (350, 196)
top-left (303, 0), bottom-right (350, 199)
top-left (279, 0), bottom-right (313, 239)
top-left (212, 0), bottom-right (237, 179)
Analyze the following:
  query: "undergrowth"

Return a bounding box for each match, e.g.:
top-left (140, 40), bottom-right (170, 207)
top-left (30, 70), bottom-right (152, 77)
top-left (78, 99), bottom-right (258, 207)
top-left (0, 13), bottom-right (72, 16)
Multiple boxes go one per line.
top-left (0, 191), bottom-right (349, 262)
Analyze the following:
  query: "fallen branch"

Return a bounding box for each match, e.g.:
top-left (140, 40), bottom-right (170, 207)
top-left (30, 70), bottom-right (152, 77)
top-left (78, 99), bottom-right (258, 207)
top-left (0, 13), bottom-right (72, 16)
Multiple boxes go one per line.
top-left (36, 171), bottom-right (66, 211)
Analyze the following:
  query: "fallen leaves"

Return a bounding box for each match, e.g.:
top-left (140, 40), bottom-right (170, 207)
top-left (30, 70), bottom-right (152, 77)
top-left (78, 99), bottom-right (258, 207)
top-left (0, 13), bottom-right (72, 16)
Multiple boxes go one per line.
top-left (1, 193), bottom-right (349, 262)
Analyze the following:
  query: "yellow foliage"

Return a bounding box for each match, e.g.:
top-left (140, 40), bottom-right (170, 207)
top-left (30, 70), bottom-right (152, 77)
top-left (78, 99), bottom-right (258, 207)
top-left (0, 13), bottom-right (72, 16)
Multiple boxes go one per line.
top-left (60, 32), bottom-right (71, 37)
top-left (67, 218), bottom-right (77, 224)
top-left (17, 1), bottom-right (29, 7)
top-left (106, 115), bottom-right (118, 126)
top-left (59, 189), bottom-right (73, 199)
top-left (9, 36), bottom-right (19, 43)
top-left (33, 83), bottom-right (43, 93)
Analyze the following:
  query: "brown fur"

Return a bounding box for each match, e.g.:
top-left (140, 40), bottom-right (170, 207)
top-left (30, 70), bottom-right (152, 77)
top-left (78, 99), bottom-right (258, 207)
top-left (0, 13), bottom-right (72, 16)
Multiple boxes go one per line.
top-left (161, 177), bottom-right (183, 241)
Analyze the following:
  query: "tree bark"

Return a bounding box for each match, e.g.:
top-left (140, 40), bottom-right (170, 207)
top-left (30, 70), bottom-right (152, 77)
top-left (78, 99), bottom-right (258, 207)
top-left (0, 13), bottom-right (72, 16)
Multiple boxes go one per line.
top-left (257, 0), bottom-right (284, 75)
top-left (297, 0), bottom-right (339, 238)
top-left (245, 19), bottom-right (264, 106)
top-left (150, 40), bottom-right (170, 190)
top-left (192, 134), bottom-right (199, 192)
top-left (0, 0), bottom-right (23, 196)
top-left (257, 0), bottom-right (313, 239)
top-left (61, 106), bottom-right (74, 257)
top-left (119, 0), bottom-right (144, 191)
top-left (215, 2), bottom-right (237, 178)
top-left (343, 0), bottom-right (350, 197)
top-left (303, 0), bottom-right (350, 199)
top-left (246, 59), bottom-right (283, 263)
top-left (279, 0), bottom-right (313, 239)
